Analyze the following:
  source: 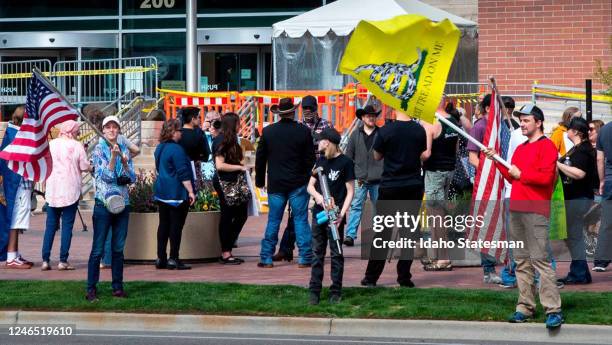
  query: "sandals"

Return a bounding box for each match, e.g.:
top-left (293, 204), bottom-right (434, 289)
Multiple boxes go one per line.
top-left (424, 261), bottom-right (453, 271)
top-left (219, 256), bottom-right (242, 265)
top-left (420, 258), bottom-right (433, 266)
top-left (233, 257), bottom-right (245, 263)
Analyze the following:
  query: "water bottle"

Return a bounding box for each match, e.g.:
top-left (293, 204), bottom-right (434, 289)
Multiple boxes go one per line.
top-left (563, 156), bottom-right (572, 185)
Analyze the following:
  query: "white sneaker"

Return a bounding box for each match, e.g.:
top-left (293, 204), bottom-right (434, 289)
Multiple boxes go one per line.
top-left (6, 258), bottom-right (33, 269)
top-left (41, 261), bottom-right (51, 271)
top-left (592, 266), bottom-right (607, 272)
top-left (484, 272), bottom-right (502, 284)
top-left (58, 262), bottom-right (75, 271)
top-left (17, 255), bottom-right (33, 266)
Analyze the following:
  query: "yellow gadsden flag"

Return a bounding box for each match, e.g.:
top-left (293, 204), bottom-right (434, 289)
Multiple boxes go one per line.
top-left (339, 15), bottom-right (460, 123)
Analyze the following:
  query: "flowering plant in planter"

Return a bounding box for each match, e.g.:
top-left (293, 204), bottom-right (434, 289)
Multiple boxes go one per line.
top-left (128, 169), bottom-right (220, 213)
top-left (129, 170), bottom-right (157, 213)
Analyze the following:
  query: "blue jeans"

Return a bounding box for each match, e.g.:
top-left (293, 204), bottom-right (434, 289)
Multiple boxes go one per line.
top-left (87, 203), bottom-right (130, 292)
top-left (42, 202), bottom-right (78, 263)
top-left (260, 186), bottom-right (312, 265)
top-left (481, 252), bottom-right (497, 274)
top-left (345, 182), bottom-right (379, 240)
top-left (102, 233), bottom-right (112, 266)
top-left (0, 203), bottom-right (10, 261)
top-left (595, 180), bottom-right (612, 267)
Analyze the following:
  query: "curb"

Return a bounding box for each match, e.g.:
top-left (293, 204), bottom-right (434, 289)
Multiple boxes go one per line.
top-left (331, 318), bottom-right (612, 344)
top-left (2, 311), bottom-right (612, 344)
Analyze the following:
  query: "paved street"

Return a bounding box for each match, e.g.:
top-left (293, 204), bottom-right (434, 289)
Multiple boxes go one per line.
top-left (1, 212), bottom-right (611, 292)
top-left (0, 330), bottom-right (605, 345)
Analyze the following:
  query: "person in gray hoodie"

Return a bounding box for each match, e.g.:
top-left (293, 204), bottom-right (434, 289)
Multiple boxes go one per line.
top-left (343, 105), bottom-right (384, 246)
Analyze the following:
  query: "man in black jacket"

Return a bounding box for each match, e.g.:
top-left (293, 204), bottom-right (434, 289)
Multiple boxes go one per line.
top-left (344, 105), bottom-right (383, 246)
top-left (256, 98), bottom-right (316, 268)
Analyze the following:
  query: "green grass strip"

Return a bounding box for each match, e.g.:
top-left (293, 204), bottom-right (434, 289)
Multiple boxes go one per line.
top-left (0, 281), bottom-right (609, 325)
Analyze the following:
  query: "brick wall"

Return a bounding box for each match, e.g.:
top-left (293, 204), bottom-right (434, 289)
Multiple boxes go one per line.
top-left (478, 0), bottom-right (612, 95)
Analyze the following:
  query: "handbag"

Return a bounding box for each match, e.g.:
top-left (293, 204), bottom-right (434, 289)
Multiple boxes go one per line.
top-left (104, 143), bottom-right (128, 214)
top-left (219, 171), bottom-right (251, 206)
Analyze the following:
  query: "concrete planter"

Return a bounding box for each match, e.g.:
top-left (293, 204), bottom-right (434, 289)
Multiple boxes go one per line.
top-left (124, 211), bottom-right (221, 262)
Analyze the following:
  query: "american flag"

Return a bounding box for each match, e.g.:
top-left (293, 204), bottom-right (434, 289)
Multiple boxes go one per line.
top-left (468, 89), bottom-right (508, 261)
top-left (0, 71), bottom-right (78, 182)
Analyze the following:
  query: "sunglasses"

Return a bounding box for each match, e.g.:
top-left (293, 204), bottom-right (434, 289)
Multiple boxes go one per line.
top-left (589, 127), bottom-right (596, 132)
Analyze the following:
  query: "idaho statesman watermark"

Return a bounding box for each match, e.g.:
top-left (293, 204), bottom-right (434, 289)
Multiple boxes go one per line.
top-left (360, 200), bottom-right (525, 261)
top-left (370, 211), bottom-right (524, 250)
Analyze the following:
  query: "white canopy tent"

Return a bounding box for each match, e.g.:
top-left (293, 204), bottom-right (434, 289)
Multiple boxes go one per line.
top-left (272, 0), bottom-right (478, 90)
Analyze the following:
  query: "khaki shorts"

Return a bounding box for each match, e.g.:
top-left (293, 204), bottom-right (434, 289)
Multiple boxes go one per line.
top-left (10, 182), bottom-right (32, 231)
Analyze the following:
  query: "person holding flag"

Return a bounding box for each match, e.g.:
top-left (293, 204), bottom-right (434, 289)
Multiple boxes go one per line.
top-left (360, 109), bottom-right (429, 288)
top-left (0, 107), bottom-right (34, 269)
top-left (0, 68), bottom-right (81, 269)
top-left (337, 13), bottom-right (461, 287)
top-left (482, 104), bottom-right (564, 329)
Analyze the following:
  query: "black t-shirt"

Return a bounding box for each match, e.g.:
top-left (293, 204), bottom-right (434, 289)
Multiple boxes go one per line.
top-left (312, 154), bottom-right (355, 213)
top-left (178, 127), bottom-right (210, 162)
top-left (212, 134), bottom-right (241, 182)
top-left (372, 120), bottom-right (426, 188)
top-left (559, 141), bottom-right (596, 200)
top-left (363, 126), bottom-right (377, 152)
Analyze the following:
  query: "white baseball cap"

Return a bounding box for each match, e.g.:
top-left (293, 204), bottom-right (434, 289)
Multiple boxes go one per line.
top-left (102, 115), bottom-right (121, 128)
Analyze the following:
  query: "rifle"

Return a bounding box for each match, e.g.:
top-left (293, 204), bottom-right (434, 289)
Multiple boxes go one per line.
top-left (313, 166), bottom-right (343, 255)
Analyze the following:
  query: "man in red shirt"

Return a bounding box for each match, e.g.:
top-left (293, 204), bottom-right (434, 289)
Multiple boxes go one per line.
top-left (483, 104), bottom-right (563, 329)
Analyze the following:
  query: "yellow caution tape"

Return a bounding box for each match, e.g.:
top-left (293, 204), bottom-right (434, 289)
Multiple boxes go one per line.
top-left (240, 89), bottom-right (354, 99)
top-left (0, 65), bottom-right (157, 80)
top-left (158, 88), bottom-right (235, 98)
top-left (533, 87), bottom-right (612, 103)
top-left (0, 71), bottom-right (51, 79)
top-left (445, 93), bottom-right (481, 99)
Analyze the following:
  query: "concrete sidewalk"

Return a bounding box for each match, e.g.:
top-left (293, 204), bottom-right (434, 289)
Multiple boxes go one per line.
top-left (1, 212), bottom-right (611, 292)
top-left (1, 310), bottom-right (611, 344)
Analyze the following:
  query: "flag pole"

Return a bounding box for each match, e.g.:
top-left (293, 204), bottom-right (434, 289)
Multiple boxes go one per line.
top-left (31, 67), bottom-right (108, 143)
top-left (434, 113), bottom-right (511, 169)
top-left (488, 75), bottom-right (513, 125)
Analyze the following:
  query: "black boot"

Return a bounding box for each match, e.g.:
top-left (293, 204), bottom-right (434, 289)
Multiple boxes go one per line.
top-left (272, 251), bottom-right (293, 262)
top-left (155, 258), bottom-right (167, 269)
top-left (167, 258), bottom-right (191, 270)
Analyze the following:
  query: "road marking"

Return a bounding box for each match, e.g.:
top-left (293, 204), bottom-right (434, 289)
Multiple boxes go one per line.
top-left (75, 332), bottom-right (470, 345)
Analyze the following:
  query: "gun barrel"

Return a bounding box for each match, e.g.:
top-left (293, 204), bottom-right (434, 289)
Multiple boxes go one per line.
top-left (315, 168), bottom-right (343, 256)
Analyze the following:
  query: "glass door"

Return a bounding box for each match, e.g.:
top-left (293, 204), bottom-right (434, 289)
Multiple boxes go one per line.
top-left (199, 46), bottom-right (270, 92)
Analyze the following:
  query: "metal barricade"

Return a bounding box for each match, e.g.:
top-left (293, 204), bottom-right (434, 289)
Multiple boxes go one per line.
top-left (0, 59), bottom-right (52, 105)
top-left (53, 56), bottom-right (158, 106)
top-left (161, 90), bottom-right (237, 123)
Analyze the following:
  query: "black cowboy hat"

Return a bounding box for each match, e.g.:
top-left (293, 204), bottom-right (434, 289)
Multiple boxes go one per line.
top-left (356, 105), bottom-right (382, 120)
top-left (270, 97), bottom-right (299, 115)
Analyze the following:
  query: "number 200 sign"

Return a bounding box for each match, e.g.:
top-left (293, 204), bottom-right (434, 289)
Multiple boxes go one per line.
top-left (140, 0), bottom-right (176, 9)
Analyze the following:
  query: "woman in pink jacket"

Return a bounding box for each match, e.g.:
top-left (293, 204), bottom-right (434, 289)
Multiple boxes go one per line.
top-left (41, 120), bottom-right (90, 271)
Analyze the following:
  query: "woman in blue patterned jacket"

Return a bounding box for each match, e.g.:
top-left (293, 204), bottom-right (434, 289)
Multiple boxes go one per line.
top-left (86, 115), bottom-right (136, 302)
